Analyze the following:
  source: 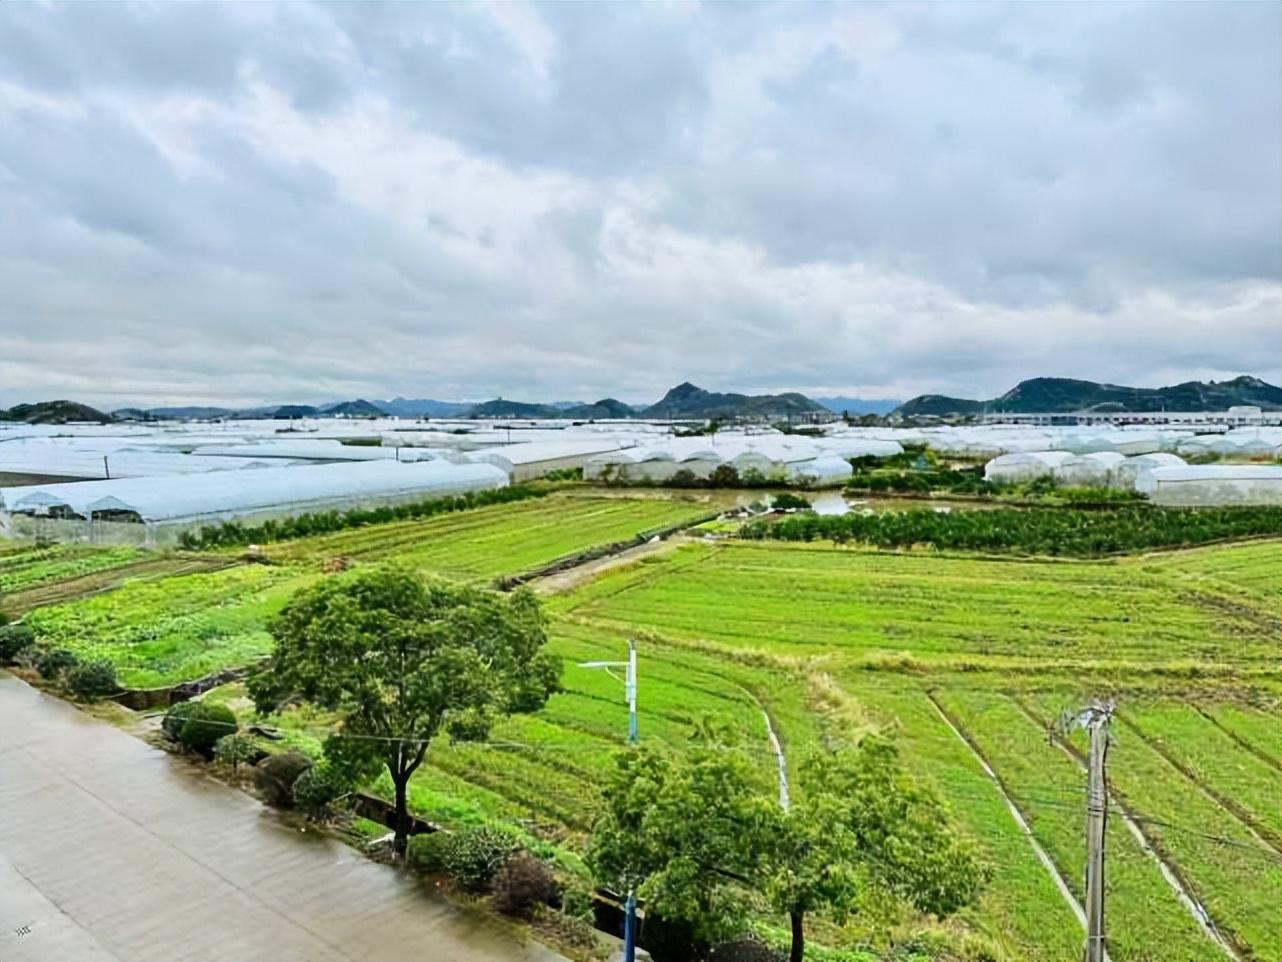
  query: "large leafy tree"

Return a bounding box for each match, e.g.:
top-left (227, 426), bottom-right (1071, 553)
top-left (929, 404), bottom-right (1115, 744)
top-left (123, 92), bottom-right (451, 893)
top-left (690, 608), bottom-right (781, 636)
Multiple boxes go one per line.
top-left (249, 566), bottom-right (560, 855)
top-left (589, 736), bottom-right (986, 962)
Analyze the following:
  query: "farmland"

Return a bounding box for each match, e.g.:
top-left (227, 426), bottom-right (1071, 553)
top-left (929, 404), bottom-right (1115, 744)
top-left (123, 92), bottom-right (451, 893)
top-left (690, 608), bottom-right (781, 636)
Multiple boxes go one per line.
top-left (6, 488), bottom-right (1280, 961)
top-left (260, 492), bottom-right (719, 581)
top-left (0, 543), bottom-right (146, 595)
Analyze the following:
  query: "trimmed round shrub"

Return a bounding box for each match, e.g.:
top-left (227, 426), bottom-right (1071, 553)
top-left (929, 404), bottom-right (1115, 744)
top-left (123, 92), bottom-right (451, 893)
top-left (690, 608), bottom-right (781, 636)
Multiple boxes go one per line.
top-left (440, 827), bottom-right (520, 892)
top-left (64, 660), bottom-right (118, 700)
top-left (492, 852), bottom-right (558, 918)
top-left (213, 733), bottom-right (260, 768)
top-left (292, 764), bottom-right (343, 819)
top-left (0, 624), bottom-right (36, 662)
top-left (253, 751), bottom-right (312, 807)
top-left (162, 700), bottom-right (199, 740)
top-left (179, 702), bottom-right (238, 755)
top-left (35, 648), bottom-right (78, 680)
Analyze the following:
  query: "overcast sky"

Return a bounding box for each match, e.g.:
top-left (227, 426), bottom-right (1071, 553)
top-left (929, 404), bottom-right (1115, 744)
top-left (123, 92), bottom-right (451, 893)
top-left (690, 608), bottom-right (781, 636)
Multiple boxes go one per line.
top-left (1, 1), bottom-right (1279, 408)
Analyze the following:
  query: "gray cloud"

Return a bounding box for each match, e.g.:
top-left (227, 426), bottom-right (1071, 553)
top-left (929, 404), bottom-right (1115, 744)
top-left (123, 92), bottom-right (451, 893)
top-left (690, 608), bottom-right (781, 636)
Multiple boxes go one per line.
top-left (0, 1), bottom-right (1277, 409)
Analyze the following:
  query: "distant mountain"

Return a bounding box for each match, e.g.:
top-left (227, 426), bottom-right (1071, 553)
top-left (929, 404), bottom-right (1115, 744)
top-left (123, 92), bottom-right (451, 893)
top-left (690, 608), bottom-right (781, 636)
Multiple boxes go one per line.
top-left (375, 398), bottom-right (475, 418)
top-left (0, 400), bottom-right (115, 424)
top-left (562, 398), bottom-right (636, 419)
top-left (147, 406), bottom-right (235, 419)
top-left (894, 376), bottom-right (1282, 416)
top-left (320, 399), bottom-right (383, 418)
top-left (231, 404), bottom-right (320, 420)
top-left (815, 397), bottom-right (902, 416)
top-left (468, 398), bottom-right (563, 418)
top-left (642, 382), bottom-right (828, 420)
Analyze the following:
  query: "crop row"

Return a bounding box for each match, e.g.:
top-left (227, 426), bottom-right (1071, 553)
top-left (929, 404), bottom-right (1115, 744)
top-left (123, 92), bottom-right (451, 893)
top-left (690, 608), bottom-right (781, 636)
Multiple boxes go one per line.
top-left (0, 544), bottom-right (145, 595)
top-left (22, 565), bottom-right (312, 688)
top-left (560, 542), bottom-right (1277, 669)
top-left (742, 505), bottom-right (1282, 557)
top-left (264, 494), bottom-right (713, 582)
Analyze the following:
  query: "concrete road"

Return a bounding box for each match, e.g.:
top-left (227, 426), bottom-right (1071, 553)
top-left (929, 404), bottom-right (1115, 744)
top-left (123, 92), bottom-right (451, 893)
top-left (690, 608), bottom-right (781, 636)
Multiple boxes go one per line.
top-left (0, 673), bottom-right (565, 962)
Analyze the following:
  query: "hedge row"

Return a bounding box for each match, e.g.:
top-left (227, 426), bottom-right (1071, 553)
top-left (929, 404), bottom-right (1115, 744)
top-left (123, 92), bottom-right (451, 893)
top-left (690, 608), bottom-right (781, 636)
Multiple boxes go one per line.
top-left (740, 505), bottom-right (1282, 557)
top-left (177, 485), bottom-right (548, 550)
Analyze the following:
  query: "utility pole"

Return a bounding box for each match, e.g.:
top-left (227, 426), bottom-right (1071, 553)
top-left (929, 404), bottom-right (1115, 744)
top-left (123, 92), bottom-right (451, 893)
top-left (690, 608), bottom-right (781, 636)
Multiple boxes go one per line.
top-left (1063, 700), bottom-right (1114, 962)
top-left (579, 640), bottom-right (639, 962)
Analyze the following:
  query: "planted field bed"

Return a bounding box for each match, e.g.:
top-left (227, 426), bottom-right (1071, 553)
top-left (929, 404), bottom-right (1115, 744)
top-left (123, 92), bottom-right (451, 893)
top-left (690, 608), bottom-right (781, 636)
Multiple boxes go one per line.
top-left (556, 541), bottom-right (1278, 673)
top-left (22, 565), bottom-right (314, 688)
top-left (262, 493), bottom-right (715, 582)
top-left (0, 543), bottom-right (146, 596)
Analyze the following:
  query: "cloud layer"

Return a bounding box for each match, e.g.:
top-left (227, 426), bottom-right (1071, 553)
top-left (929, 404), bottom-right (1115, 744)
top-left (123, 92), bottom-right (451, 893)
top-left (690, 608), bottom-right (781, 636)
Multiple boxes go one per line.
top-left (1, 1), bottom-right (1278, 407)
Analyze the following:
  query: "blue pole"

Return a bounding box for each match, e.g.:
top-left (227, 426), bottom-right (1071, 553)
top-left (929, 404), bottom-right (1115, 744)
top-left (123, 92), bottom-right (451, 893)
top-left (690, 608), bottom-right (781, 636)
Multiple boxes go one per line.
top-left (624, 890), bottom-right (636, 962)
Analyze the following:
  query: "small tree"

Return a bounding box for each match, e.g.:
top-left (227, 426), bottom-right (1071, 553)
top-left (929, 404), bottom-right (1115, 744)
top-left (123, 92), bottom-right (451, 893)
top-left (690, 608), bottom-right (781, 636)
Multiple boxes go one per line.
top-left (249, 567), bottom-right (560, 856)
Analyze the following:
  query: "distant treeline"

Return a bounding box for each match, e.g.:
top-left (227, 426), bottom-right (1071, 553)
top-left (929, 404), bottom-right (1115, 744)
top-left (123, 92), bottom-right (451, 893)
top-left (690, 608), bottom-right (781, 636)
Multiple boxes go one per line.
top-left (740, 506), bottom-right (1282, 557)
top-left (178, 486), bottom-right (548, 550)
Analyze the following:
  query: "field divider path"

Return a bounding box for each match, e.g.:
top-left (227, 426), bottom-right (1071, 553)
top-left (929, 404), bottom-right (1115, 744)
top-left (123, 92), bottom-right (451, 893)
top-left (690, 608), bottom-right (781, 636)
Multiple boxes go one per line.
top-left (1010, 698), bottom-right (1245, 962)
top-left (1113, 713), bottom-right (1282, 855)
top-left (734, 684), bottom-right (790, 810)
top-left (922, 690), bottom-right (1092, 942)
top-left (1193, 707), bottom-right (1282, 773)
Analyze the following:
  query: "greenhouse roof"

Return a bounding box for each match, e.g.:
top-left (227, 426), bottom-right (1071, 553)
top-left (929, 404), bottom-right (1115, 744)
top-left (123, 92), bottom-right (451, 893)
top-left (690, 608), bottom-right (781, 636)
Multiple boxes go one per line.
top-left (1, 460), bottom-right (508, 525)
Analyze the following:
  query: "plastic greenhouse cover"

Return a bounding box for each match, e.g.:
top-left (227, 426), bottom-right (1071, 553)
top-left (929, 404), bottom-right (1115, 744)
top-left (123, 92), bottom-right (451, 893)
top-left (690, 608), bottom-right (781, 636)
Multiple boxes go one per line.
top-left (2, 460), bottom-right (508, 524)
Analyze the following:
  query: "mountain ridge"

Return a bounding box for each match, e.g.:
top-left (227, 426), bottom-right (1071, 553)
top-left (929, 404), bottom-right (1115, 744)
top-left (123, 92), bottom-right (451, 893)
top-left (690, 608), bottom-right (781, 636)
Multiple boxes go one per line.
top-left (894, 376), bottom-right (1282, 416)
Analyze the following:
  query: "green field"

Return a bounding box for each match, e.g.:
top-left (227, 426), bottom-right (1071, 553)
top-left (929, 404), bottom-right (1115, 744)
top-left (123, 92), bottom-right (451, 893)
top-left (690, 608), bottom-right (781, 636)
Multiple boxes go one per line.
top-left (11, 492), bottom-right (1280, 960)
top-left (262, 492), bottom-right (717, 581)
top-left (0, 543), bottom-right (145, 595)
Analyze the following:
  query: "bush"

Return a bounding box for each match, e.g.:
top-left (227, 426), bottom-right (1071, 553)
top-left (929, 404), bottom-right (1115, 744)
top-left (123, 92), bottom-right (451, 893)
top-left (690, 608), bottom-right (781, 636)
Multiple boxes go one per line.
top-left (0, 624), bottom-right (36, 661)
top-left (213, 733), bottom-right (260, 768)
top-left (179, 702), bottom-right (238, 755)
top-left (254, 751), bottom-right (313, 807)
top-left (452, 828), bottom-right (521, 891)
top-left (35, 648), bottom-right (78, 679)
top-left (292, 764), bottom-right (344, 819)
top-left (407, 831), bottom-right (452, 873)
top-left (770, 492), bottom-right (811, 511)
top-left (162, 700), bottom-right (200, 740)
top-left (492, 852), bottom-right (559, 918)
top-left (64, 660), bottom-right (118, 700)
top-left (708, 464), bottom-right (741, 488)
top-left (0, 608), bottom-right (10, 625)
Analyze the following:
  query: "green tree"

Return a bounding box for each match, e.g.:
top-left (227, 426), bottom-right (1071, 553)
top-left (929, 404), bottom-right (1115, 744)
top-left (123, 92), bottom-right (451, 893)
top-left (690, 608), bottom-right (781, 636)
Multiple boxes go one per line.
top-left (768, 737), bottom-right (987, 962)
top-left (590, 738), bottom-right (986, 962)
top-left (249, 567), bottom-right (560, 856)
top-left (589, 748), bottom-right (777, 948)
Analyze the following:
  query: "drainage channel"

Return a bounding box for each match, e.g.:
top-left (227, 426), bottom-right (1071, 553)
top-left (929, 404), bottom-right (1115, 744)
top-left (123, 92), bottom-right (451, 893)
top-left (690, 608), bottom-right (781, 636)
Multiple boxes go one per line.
top-left (735, 684), bottom-right (789, 811)
top-left (1010, 697), bottom-right (1245, 962)
top-left (923, 691), bottom-right (1093, 941)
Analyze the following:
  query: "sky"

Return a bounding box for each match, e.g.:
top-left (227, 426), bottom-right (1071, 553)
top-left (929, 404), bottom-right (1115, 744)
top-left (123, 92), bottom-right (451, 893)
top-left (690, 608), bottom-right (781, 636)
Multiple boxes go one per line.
top-left (1, 1), bottom-right (1279, 409)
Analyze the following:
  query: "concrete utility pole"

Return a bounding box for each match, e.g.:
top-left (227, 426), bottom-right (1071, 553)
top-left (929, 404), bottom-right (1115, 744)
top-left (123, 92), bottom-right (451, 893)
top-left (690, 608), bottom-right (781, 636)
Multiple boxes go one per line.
top-left (1065, 700), bottom-right (1114, 962)
top-left (578, 640), bottom-right (639, 962)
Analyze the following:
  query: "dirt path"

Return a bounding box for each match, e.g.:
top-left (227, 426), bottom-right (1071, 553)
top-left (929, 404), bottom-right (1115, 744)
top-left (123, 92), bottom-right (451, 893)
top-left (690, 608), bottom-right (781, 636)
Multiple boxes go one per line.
top-left (0, 673), bottom-right (564, 962)
top-left (530, 535), bottom-right (693, 595)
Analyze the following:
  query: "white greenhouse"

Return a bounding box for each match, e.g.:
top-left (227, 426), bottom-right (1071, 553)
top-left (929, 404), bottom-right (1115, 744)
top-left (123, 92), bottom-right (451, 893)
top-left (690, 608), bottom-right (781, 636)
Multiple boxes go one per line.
top-left (785, 457), bottom-right (854, 488)
top-left (1113, 453), bottom-right (1186, 491)
top-left (983, 451), bottom-right (1074, 482)
top-left (1053, 452), bottom-right (1127, 486)
top-left (0, 460), bottom-right (509, 546)
top-left (1135, 465), bottom-right (1282, 506)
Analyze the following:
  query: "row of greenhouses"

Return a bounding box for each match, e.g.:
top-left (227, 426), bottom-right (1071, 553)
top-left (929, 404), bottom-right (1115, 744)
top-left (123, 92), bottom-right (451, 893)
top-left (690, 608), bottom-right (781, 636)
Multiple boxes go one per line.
top-left (0, 460), bottom-right (509, 546)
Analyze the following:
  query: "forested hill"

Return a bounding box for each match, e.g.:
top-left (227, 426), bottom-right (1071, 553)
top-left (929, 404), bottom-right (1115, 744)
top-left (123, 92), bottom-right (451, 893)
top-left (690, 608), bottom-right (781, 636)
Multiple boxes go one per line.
top-left (894, 376), bottom-right (1282, 416)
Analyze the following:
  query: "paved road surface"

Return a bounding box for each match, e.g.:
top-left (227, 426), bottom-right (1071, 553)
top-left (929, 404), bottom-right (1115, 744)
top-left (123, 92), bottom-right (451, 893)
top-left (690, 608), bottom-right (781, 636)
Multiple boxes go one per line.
top-left (0, 673), bottom-right (565, 962)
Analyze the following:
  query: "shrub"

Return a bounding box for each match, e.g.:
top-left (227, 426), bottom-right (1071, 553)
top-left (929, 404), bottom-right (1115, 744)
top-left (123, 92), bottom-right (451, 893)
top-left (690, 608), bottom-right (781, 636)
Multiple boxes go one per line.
top-left (179, 702), bottom-right (238, 755)
top-left (254, 751), bottom-right (313, 807)
top-left (162, 700), bottom-right (200, 741)
top-left (407, 831), bottom-right (452, 873)
top-left (0, 624), bottom-right (36, 661)
top-left (35, 648), bottom-right (78, 679)
top-left (213, 733), bottom-right (260, 768)
top-left (492, 852), bottom-right (559, 918)
top-left (770, 492), bottom-right (811, 511)
top-left (708, 464), bottom-right (741, 488)
top-left (0, 608), bottom-right (9, 625)
top-left (292, 764), bottom-right (344, 819)
top-left (64, 660), bottom-right (118, 700)
top-left (452, 828), bottom-right (521, 891)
